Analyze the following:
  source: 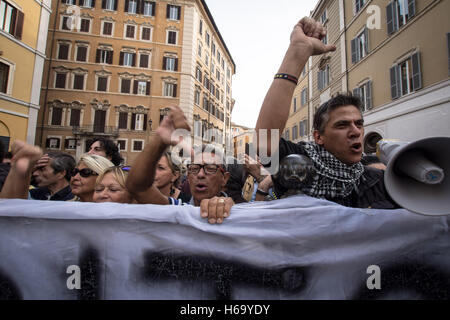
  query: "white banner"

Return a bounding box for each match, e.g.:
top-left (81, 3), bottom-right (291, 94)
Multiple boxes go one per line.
top-left (0, 196), bottom-right (449, 300)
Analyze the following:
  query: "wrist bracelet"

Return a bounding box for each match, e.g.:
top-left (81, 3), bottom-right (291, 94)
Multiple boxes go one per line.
top-left (274, 73), bottom-right (298, 85)
top-left (256, 188), bottom-right (269, 196)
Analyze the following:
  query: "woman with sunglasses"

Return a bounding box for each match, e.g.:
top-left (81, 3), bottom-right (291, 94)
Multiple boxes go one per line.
top-left (93, 166), bottom-right (133, 204)
top-left (70, 154), bottom-right (114, 202)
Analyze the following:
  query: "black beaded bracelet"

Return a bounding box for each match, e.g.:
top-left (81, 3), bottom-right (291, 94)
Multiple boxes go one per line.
top-left (274, 73), bottom-right (298, 85)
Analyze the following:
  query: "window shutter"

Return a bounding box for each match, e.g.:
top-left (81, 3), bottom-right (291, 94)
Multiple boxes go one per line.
top-left (390, 66), bottom-right (399, 100)
top-left (366, 81), bottom-right (373, 110)
top-left (177, 6), bottom-right (181, 20)
top-left (52, 108), bottom-right (62, 125)
top-left (386, 2), bottom-right (395, 35)
top-left (173, 84), bottom-right (177, 97)
top-left (351, 38), bottom-right (357, 64)
top-left (131, 113), bottom-right (136, 130)
top-left (125, 0), bottom-right (129, 12)
top-left (74, 74), bottom-right (84, 89)
top-left (174, 58), bottom-right (178, 71)
top-left (140, 54), bottom-right (148, 68)
top-left (353, 87), bottom-right (360, 98)
top-left (121, 78), bottom-right (130, 93)
top-left (132, 53), bottom-right (136, 67)
top-left (152, 1), bottom-right (156, 16)
top-left (65, 139), bottom-right (69, 149)
top-left (119, 52), bottom-right (124, 65)
top-left (408, 0), bottom-right (415, 19)
top-left (146, 81), bottom-right (150, 95)
top-left (77, 46), bottom-right (87, 61)
top-left (143, 114), bottom-right (148, 131)
top-left (166, 5), bottom-right (170, 18)
top-left (133, 80), bottom-right (138, 94)
top-left (95, 49), bottom-right (101, 63)
top-left (107, 50), bottom-right (113, 64)
top-left (364, 27), bottom-right (369, 55)
top-left (318, 71), bottom-right (323, 91)
top-left (58, 44), bottom-right (69, 59)
top-left (411, 52), bottom-right (422, 91)
top-left (92, 0), bottom-right (96, 7)
top-left (113, 0), bottom-right (118, 10)
top-left (70, 109), bottom-right (80, 126)
top-left (46, 138), bottom-right (50, 148)
top-left (14, 11), bottom-right (24, 40)
top-left (101, 0), bottom-right (106, 9)
top-left (162, 57), bottom-right (167, 70)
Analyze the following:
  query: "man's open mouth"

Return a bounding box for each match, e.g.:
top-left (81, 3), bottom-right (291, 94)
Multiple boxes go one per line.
top-left (195, 183), bottom-right (207, 192)
top-left (350, 142), bottom-right (362, 153)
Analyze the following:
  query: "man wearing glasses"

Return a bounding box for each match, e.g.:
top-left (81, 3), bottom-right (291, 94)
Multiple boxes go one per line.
top-left (126, 106), bottom-right (234, 224)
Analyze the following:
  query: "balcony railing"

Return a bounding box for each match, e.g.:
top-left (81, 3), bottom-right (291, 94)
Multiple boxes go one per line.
top-left (72, 125), bottom-right (119, 137)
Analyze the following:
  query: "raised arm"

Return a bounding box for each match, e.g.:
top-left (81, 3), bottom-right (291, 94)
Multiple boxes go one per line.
top-left (0, 141), bottom-right (43, 199)
top-left (255, 17), bottom-right (336, 156)
top-left (126, 106), bottom-right (190, 204)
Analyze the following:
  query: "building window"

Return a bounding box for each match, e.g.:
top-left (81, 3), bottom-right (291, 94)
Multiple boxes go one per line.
top-left (143, 1), bottom-right (155, 16)
top-left (102, 21), bottom-right (113, 36)
top-left (212, 42), bottom-right (216, 56)
top-left (318, 65), bottom-right (330, 91)
top-left (97, 76), bottom-right (108, 92)
top-left (96, 48), bottom-right (113, 64)
top-left (199, 19), bottom-right (203, 35)
top-left (126, 0), bottom-right (138, 14)
top-left (125, 24), bottom-right (136, 39)
top-left (62, 0), bottom-right (76, 5)
top-left (69, 109), bottom-right (80, 127)
top-left (292, 125), bottom-right (298, 140)
top-left (120, 78), bottom-right (131, 93)
top-left (141, 27), bottom-right (151, 41)
top-left (163, 82), bottom-right (177, 97)
top-left (0, 0), bottom-right (24, 39)
top-left (300, 120), bottom-right (307, 137)
top-left (103, 0), bottom-right (117, 11)
top-left (205, 32), bottom-right (210, 47)
top-left (120, 52), bottom-right (136, 67)
top-left (132, 140), bottom-right (144, 152)
top-left (216, 70), bottom-right (220, 81)
top-left (196, 67), bottom-right (202, 82)
top-left (79, 18), bottom-right (90, 33)
top-left (73, 74), bottom-right (85, 90)
top-left (58, 43), bottom-right (70, 60)
top-left (387, 0), bottom-right (415, 35)
top-left (65, 138), bottom-right (77, 150)
top-left (80, 0), bottom-right (94, 8)
top-left (351, 28), bottom-right (369, 64)
top-left (55, 73), bottom-right (67, 89)
top-left (139, 53), bottom-right (149, 68)
top-left (118, 112), bottom-right (128, 129)
top-left (76, 46), bottom-right (88, 62)
top-left (198, 43), bottom-right (202, 57)
top-left (205, 53), bottom-right (209, 66)
top-left (166, 4), bottom-right (180, 20)
top-left (136, 81), bottom-right (149, 95)
top-left (117, 139), bottom-right (127, 151)
top-left (0, 61), bottom-right (10, 94)
top-left (301, 87), bottom-right (308, 106)
top-left (167, 30), bottom-right (177, 45)
top-left (390, 52), bottom-right (421, 99)
top-left (355, 0), bottom-right (366, 14)
top-left (293, 98), bottom-right (297, 113)
top-left (320, 9), bottom-right (327, 24)
top-left (163, 57), bottom-right (178, 71)
top-left (322, 33), bottom-right (328, 45)
top-left (353, 81), bottom-right (372, 112)
top-left (51, 108), bottom-right (63, 126)
top-left (60, 16), bottom-right (71, 31)
top-left (195, 90), bottom-right (200, 105)
top-left (46, 137), bottom-right (61, 149)
top-left (285, 129), bottom-right (290, 141)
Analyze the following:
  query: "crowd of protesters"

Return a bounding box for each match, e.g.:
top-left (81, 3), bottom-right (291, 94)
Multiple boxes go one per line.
top-left (0, 16), bottom-right (399, 224)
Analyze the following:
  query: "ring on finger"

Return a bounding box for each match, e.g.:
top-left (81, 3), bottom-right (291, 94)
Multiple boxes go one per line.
top-left (218, 198), bottom-right (225, 204)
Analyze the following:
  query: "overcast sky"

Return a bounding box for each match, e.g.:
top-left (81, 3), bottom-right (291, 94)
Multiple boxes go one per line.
top-left (205, 0), bottom-right (317, 128)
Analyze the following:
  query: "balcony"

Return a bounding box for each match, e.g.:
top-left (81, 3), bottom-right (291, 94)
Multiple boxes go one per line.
top-left (72, 125), bottom-right (119, 138)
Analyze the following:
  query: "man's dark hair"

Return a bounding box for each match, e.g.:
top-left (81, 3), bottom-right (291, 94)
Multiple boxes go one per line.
top-left (47, 152), bottom-right (76, 182)
top-left (90, 138), bottom-right (123, 166)
top-left (313, 93), bottom-right (363, 134)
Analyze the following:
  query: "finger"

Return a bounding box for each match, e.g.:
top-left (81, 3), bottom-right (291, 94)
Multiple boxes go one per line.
top-left (200, 199), bottom-right (209, 218)
top-left (216, 198), bottom-right (225, 224)
top-left (312, 22), bottom-right (323, 39)
top-left (224, 198), bottom-right (234, 218)
top-left (208, 197), bottom-right (217, 224)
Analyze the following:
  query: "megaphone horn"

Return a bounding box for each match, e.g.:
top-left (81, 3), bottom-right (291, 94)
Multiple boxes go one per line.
top-left (376, 137), bottom-right (450, 216)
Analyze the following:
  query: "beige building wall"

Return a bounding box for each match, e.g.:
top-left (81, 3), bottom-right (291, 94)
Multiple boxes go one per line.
top-left (284, 69), bottom-right (309, 143)
top-left (37, 0), bottom-right (235, 164)
top-left (0, 0), bottom-right (51, 148)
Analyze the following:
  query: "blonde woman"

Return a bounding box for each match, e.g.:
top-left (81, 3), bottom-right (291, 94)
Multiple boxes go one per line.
top-left (70, 154), bottom-right (113, 202)
top-left (93, 166), bottom-right (133, 204)
top-left (154, 152), bottom-right (182, 199)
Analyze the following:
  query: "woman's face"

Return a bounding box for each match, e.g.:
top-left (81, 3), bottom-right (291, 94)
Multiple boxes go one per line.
top-left (154, 156), bottom-right (177, 189)
top-left (88, 141), bottom-right (107, 158)
top-left (70, 162), bottom-right (98, 199)
top-left (93, 172), bottom-right (132, 203)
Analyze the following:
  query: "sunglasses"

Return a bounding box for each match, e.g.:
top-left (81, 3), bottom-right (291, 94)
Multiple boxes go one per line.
top-left (71, 168), bottom-right (99, 178)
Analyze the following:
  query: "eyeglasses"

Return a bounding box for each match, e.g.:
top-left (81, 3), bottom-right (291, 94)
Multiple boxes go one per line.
top-left (71, 168), bottom-right (99, 178)
top-left (187, 164), bottom-right (224, 175)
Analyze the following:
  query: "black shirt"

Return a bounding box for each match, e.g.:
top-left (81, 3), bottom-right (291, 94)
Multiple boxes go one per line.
top-left (29, 185), bottom-right (75, 201)
top-left (272, 138), bottom-right (400, 209)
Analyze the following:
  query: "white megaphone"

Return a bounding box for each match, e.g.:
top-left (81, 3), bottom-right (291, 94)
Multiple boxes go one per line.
top-left (377, 137), bottom-right (450, 216)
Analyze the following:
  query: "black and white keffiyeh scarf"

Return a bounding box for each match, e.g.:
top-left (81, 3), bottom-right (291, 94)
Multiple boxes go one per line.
top-left (302, 142), bottom-right (364, 199)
